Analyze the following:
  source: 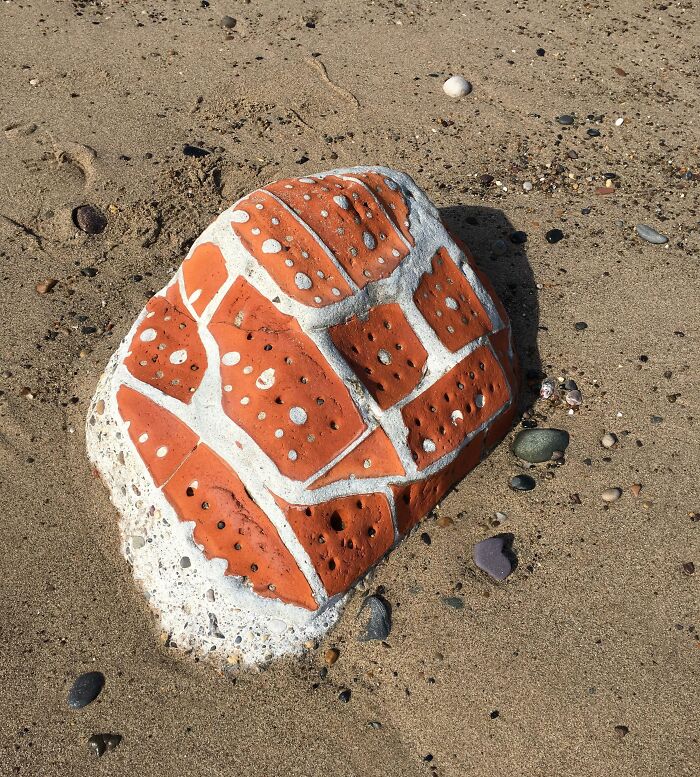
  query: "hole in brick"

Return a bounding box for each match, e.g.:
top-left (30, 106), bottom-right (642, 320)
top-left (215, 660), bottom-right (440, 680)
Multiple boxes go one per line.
top-left (316, 397), bottom-right (325, 405)
top-left (275, 397), bottom-right (284, 405)
top-left (201, 501), bottom-right (210, 510)
top-left (264, 344), bottom-right (273, 351)
top-left (330, 511), bottom-right (345, 531)
top-left (217, 521), bottom-right (225, 529)
top-left (356, 499), bottom-right (364, 509)
top-left (368, 526), bottom-right (377, 537)
top-left (347, 539), bottom-right (354, 549)
top-left (305, 507), bottom-right (312, 517)
top-left (186, 487), bottom-right (195, 497)
top-left (250, 563), bottom-right (258, 572)
top-left (234, 543), bottom-right (242, 550)
top-left (367, 333), bottom-right (375, 341)
top-left (328, 559), bottom-right (337, 571)
top-left (330, 421), bottom-right (339, 430)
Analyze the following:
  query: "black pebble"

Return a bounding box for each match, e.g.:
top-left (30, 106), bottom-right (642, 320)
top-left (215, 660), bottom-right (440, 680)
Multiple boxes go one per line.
top-left (358, 594), bottom-right (392, 641)
top-left (557, 115), bottom-right (575, 125)
top-left (574, 321), bottom-right (588, 331)
top-left (563, 378), bottom-right (578, 390)
top-left (73, 205), bottom-right (107, 235)
top-left (68, 671), bottom-right (105, 709)
top-left (509, 230), bottom-right (528, 244)
top-left (536, 48), bottom-right (545, 56)
top-left (510, 474), bottom-right (536, 491)
top-left (420, 532), bottom-right (431, 545)
top-left (587, 128), bottom-right (601, 137)
top-left (80, 267), bottom-right (98, 277)
top-left (183, 144), bottom-right (210, 158)
top-left (546, 228), bottom-right (564, 244)
top-left (338, 689), bottom-right (351, 703)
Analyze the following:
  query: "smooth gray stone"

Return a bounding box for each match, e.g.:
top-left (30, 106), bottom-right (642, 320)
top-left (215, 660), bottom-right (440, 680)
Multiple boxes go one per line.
top-left (358, 595), bottom-right (391, 641)
top-left (68, 671), bottom-right (105, 709)
top-left (511, 428), bottom-right (570, 462)
top-left (473, 536), bottom-right (515, 581)
top-left (635, 224), bottom-right (668, 244)
top-left (510, 474), bottom-right (536, 491)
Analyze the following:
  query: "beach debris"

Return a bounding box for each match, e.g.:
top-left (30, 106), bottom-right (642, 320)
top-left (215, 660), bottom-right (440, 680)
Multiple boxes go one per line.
top-left (635, 224), bottom-right (668, 244)
top-left (539, 378), bottom-right (558, 400)
top-left (512, 428), bottom-right (570, 463)
top-left (442, 75), bottom-right (472, 98)
top-left (601, 487), bottom-right (623, 503)
top-left (68, 671), bottom-right (105, 709)
top-left (473, 535), bottom-right (516, 581)
top-left (601, 432), bottom-right (618, 449)
top-left (358, 595), bottom-right (391, 642)
top-left (73, 205), bottom-right (107, 234)
top-left (88, 734), bottom-right (122, 757)
top-left (509, 474), bottom-right (536, 491)
top-left (86, 166), bottom-right (517, 667)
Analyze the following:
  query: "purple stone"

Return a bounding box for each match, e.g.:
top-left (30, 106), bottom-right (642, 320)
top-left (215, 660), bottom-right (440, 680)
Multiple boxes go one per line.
top-left (473, 536), bottom-right (515, 581)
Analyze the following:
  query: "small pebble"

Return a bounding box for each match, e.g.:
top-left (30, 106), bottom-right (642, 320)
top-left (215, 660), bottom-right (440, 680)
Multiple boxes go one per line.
top-left (324, 648), bottom-right (340, 666)
top-left (512, 428), bottom-right (570, 463)
top-left (614, 117), bottom-right (624, 126)
top-left (601, 487), bottom-right (622, 503)
top-left (601, 432), bottom-right (618, 449)
top-left (614, 725), bottom-right (629, 738)
top-left (338, 689), bottom-right (351, 703)
top-left (442, 596), bottom-right (464, 609)
top-left (35, 278), bottom-right (58, 294)
top-left (473, 535), bottom-right (515, 581)
top-left (630, 483), bottom-right (642, 497)
top-left (682, 562), bottom-right (695, 575)
top-left (557, 114), bottom-right (575, 126)
top-left (358, 595), bottom-right (391, 641)
top-left (443, 75), bottom-right (472, 98)
top-left (73, 205), bottom-right (107, 235)
top-left (509, 230), bottom-right (528, 244)
top-left (219, 15), bottom-right (236, 28)
top-left (563, 378), bottom-right (578, 391)
top-left (635, 224), bottom-right (668, 244)
top-left (522, 181), bottom-right (533, 192)
top-left (88, 733), bottom-right (122, 757)
top-left (536, 48), bottom-right (545, 56)
top-left (574, 321), bottom-right (588, 331)
top-left (564, 389), bottom-right (582, 407)
top-left (509, 474), bottom-right (536, 492)
top-left (545, 228), bottom-right (564, 244)
top-left (68, 671), bottom-right (105, 709)
top-left (183, 144), bottom-right (210, 158)
top-left (587, 128), bottom-right (601, 137)
top-left (539, 378), bottom-right (557, 400)
top-left (436, 515), bottom-right (454, 527)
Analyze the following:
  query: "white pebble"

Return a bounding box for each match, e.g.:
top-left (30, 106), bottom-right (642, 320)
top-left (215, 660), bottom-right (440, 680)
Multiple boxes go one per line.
top-left (443, 75), bottom-right (472, 98)
top-left (614, 117), bottom-right (624, 126)
top-left (601, 432), bottom-right (618, 449)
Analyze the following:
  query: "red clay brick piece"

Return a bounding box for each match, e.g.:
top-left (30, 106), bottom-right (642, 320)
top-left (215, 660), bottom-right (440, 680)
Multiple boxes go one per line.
top-left (401, 344), bottom-right (510, 469)
top-left (280, 492), bottom-right (394, 597)
top-left (124, 285), bottom-right (207, 404)
top-left (351, 171), bottom-right (415, 246)
top-left (117, 385), bottom-right (199, 487)
top-left (163, 444), bottom-right (317, 610)
top-left (181, 242), bottom-right (229, 317)
top-left (210, 276), bottom-right (366, 481)
top-left (266, 175), bottom-right (409, 288)
top-left (329, 303), bottom-right (428, 409)
top-left (414, 247), bottom-right (492, 352)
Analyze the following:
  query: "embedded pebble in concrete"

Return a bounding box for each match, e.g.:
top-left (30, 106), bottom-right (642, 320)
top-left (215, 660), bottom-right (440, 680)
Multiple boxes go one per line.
top-left (510, 474), bottom-right (536, 491)
top-left (473, 535), bottom-right (515, 581)
top-left (68, 671), bottom-right (105, 709)
top-left (635, 224), bottom-right (669, 244)
top-left (511, 428), bottom-right (570, 463)
top-left (601, 432), bottom-right (618, 449)
top-left (358, 594), bottom-right (391, 641)
top-left (602, 487), bottom-right (623, 503)
top-left (442, 75), bottom-right (472, 97)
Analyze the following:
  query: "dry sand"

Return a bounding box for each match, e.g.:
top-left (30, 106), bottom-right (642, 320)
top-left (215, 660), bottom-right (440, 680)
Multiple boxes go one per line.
top-left (1, 1), bottom-right (698, 775)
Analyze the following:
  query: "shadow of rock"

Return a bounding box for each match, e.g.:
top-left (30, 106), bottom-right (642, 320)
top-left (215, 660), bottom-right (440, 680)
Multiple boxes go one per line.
top-left (440, 205), bottom-right (542, 410)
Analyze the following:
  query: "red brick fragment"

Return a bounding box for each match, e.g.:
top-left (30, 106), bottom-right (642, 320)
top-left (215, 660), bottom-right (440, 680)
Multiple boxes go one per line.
top-left (329, 303), bottom-right (427, 409)
top-left (414, 247), bottom-right (492, 352)
top-left (280, 492), bottom-right (394, 597)
top-left (117, 385), bottom-right (199, 487)
top-left (350, 171), bottom-right (414, 246)
top-left (210, 277), bottom-right (366, 481)
top-left (401, 345), bottom-right (510, 469)
top-left (163, 444), bottom-right (317, 610)
top-left (181, 242), bottom-right (229, 316)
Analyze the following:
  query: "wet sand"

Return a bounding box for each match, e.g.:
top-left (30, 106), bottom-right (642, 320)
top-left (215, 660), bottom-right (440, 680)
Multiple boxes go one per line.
top-left (1, 1), bottom-right (698, 775)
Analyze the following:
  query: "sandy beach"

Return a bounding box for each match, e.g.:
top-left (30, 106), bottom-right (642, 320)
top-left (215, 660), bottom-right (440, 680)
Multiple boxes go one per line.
top-left (1, 1), bottom-right (698, 774)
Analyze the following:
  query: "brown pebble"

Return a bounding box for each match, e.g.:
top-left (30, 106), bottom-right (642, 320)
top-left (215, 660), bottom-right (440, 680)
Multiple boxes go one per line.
top-left (324, 648), bottom-right (340, 665)
top-left (36, 278), bottom-right (58, 294)
top-left (642, 500), bottom-right (653, 509)
top-left (595, 187), bottom-right (616, 196)
top-left (613, 67), bottom-right (627, 76)
top-left (682, 562), bottom-right (695, 575)
top-left (95, 399), bottom-right (105, 415)
top-left (614, 724), bottom-right (629, 738)
top-left (630, 483), bottom-right (642, 497)
top-left (73, 204), bottom-right (107, 234)
top-left (437, 515), bottom-right (454, 528)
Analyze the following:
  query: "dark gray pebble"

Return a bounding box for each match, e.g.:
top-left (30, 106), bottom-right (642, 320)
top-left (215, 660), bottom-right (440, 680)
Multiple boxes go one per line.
top-left (219, 15), bottom-right (236, 28)
top-left (546, 228), bottom-right (564, 244)
top-left (338, 689), bottom-right (351, 703)
top-left (563, 378), bottom-right (578, 390)
top-left (88, 733), bottom-right (122, 757)
top-left (442, 596), bottom-right (465, 609)
top-left (80, 267), bottom-right (98, 277)
top-left (73, 205), bottom-right (107, 235)
top-left (510, 474), bottom-right (536, 491)
top-left (473, 535), bottom-right (516, 581)
top-left (574, 321), bottom-right (588, 331)
top-left (557, 114), bottom-right (574, 125)
top-left (512, 428), bottom-right (570, 463)
top-left (183, 144), bottom-right (210, 158)
top-left (587, 128), bottom-right (601, 137)
top-left (509, 230), bottom-right (528, 244)
top-left (358, 595), bottom-right (391, 641)
top-left (68, 671), bottom-right (105, 709)
top-left (635, 224), bottom-right (668, 244)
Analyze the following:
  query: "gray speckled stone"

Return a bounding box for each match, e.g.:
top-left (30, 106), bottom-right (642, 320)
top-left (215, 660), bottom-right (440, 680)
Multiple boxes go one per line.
top-left (473, 536), bottom-right (515, 581)
top-left (635, 224), bottom-right (668, 244)
top-left (68, 671), bottom-right (105, 709)
top-left (511, 428), bottom-right (570, 463)
top-left (358, 595), bottom-right (391, 641)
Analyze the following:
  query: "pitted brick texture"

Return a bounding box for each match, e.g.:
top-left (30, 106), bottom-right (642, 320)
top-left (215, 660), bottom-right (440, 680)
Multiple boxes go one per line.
top-left (89, 166), bottom-right (517, 648)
